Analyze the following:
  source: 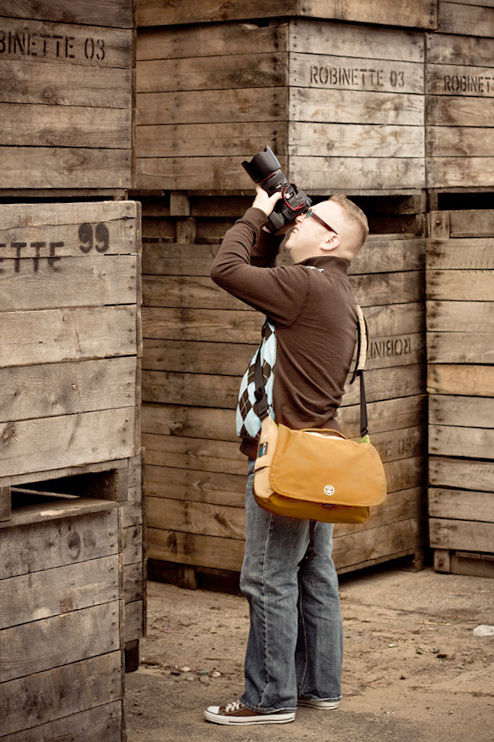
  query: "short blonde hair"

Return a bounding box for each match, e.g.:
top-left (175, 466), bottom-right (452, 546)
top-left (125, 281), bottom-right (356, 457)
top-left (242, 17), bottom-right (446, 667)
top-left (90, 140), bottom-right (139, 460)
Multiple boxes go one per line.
top-left (330, 194), bottom-right (369, 249)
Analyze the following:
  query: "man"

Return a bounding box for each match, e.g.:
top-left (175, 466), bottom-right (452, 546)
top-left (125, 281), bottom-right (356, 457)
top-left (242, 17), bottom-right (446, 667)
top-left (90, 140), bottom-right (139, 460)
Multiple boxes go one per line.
top-left (204, 186), bottom-right (369, 725)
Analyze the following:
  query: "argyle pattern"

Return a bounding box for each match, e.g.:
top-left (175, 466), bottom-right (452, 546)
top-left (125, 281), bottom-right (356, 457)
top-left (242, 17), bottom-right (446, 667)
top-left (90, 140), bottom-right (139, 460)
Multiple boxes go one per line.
top-left (236, 321), bottom-right (276, 439)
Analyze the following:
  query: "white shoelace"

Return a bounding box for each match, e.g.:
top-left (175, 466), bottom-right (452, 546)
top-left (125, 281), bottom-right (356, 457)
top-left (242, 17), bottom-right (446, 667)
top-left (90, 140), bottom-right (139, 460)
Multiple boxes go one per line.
top-left (225, 700), bottom-right (242, 713)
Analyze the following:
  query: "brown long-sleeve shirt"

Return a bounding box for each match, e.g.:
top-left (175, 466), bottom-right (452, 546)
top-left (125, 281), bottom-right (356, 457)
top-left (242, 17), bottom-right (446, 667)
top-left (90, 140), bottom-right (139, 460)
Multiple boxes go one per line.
top-left (210, 207), bottom-right (358, 458)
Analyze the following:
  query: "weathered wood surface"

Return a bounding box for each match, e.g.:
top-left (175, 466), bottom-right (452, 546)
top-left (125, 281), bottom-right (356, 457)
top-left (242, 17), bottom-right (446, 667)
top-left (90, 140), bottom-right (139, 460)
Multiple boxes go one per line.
top-left (1, 0), bottom-right (133, 27)
top-left (0, 486), bottom-right (10, 522)
top-left (438, 0), bottom-right (494, 36)
top-left (0, 8), bottom-right (133, 189)
top-left (428, 364), bottom-right (494, 396)
top-left (429, 487), bottom-right (494, 523)
top-left (0, 701), bottom-right (123, 742)
top-left (429, 394), bottom-right (494, 427)
top-left (0, 653), bottom-right (123, 738)
top-left (136, 18), bottom-right (426, 193)
top-left (430, 517), bottom-right (494, 552)
top-left (136, 0), bottom-right (437, 29)
top-left (429, 456), bottom-right (494, 493)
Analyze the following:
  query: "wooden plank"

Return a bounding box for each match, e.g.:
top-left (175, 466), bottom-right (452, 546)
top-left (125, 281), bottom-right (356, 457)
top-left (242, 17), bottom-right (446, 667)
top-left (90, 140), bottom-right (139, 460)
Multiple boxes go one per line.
top-left (429, 517), bottom-right (494, 553)
top-left (290, 87), bottom-right (424, 126)
top-left (137, 53), bottom-right (288, 93)
top-left (427, 300), bottom-right (494, 332)
top-left (429, 394), bottom-right (494, 426)
top-left (142, 395), bottom-right (426, 443)
top-left (429, 424), bottom-right (494, 459)
top-left (137, 87), bottom-right (287, 127)
top-left (427, 270), bottom-right (494, 301)
top-left (137, 22), bottom-right (288, 61)
top-left (0, 508), bottom-right (119, 579)
top-left (0, 306), bottom-right (137, 368)
top-left (0, 146), bottom-right (131, 189)
top-left (429, 455), bottom-right (494, 492)
top-left (0, 17), bottom-right (132, 67)
top-left (0, 407), bottom-right (137, 479)
top-left (0, 1), bottom-right (134, 27)
top-left (137, 122), bottom-right (285, 159)
top-left (144, 465), bottom-right (246, 505)
top-left (426, 96), bottom-right (494, 127)
top-left (429, 487), bottom-right (494, 522)
top-left (427, 63), bottom-right (494, 96)
top-left (335, 487), bottom-right (424, 536)
top-left (0, 200), bottom-right (139, 254)
top-left (427, 30), bottom-right (494, 66)
top-left (124, 600), bottom-right (144, 643)
top-left (0, 701), bottom-right (123, 742)
top-left (0, 255), bottom-right (137, 311)
top-left (428, 364), bottom-right (494, 396)
top-left (449, 209), bottom-right (494, 237)
top-left (289, 155), bottom-right (425, 192)
top-left (427, 126), bottom-right (494, 158)
top-left (0, 61), bottom-right (131, 108)
top-left (0, 554), bottom-right (120, 629)
top-left (333, 517), bottom-right (421, 571)
top-left (0, 602), bottom-right (120, 682)
top-left (0, 653), bottom-right (123, 738)
top-left (0, 486), bottom-right (10, 522)
top-left (438, 1), bottom-right (494, 36)
top-left (147, 526), bottom-right (245, 571)
top-left (289, 122), bottom-right (424, 158)
top-left (290, 19), bottom-right (426, 62)
top-left (136, 0), bottom-right (437, 29)
top-left (427, 156), bottom-right (494, 188)
top-left (427, 332), bottom-right (494, 363)
top-left (0, 103), bottom-right (131, 148)
top-left (426, 238), bottom-right (494, 269)
top-left (147, 497), bottom-right (245, 539)
top-left (0, 358), bottom-right (137, 423)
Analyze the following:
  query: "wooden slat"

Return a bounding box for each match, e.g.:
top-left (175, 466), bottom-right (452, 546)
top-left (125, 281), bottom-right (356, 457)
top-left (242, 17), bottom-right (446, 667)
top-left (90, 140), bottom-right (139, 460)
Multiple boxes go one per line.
top-left (430, 517), bottom-right (494, 552)
top-left (289, 155), bottom-right (424, 192)
top-left (0, 1), bottom-right (134, 27)
top-left (0, 305), bottom-right (137, 368)
top-left (429, 487), bottom-right (494, 523)
top-left (428, 364), bottom-right (494, 396)
top-left (429, 455), bottom-right (494, 492)
top-left (427, 332), bottom-right (494, 364)
top-left (0, 407), bottom-right (137, 479)
top-left (427, 28), bottom-right (494, 65)
top-left (426, 238), bottom-right (494, 269)
top-left (0, 486), bottom-right (10, 522)
top-left (0, 653), bottom-right (123, 738)
top-left (0, 602), bottom-right (120, 682)
top-left (0, 508), bottom-right (119, 579)
top-left (0, 358), bottom-right (137, 423)
top-left (0, 255), bottom-right (137, 311)
top-left (429, 424), bottom-right (494, 459)
top-left (427, 270), bottom-right (494, 301)
top-left (0, 103), bottom-right (131, 148)
top-left (0, 555), bottom-right (120, 630)
top-left (1, 701), bottom-right (123, 742)
top-left (438, 0), bottom-right (494, 36)
top-left (427, 156), bottom-right (494, 188)
top-left (427, 300), bottom-right (494, 332)
top-left (333, 517), bottom-right (421, 571)
top-left (289, 122), bottom-right (424, 158)
top-left (147, 497), bottom-right (245, 539)
top-left (429, 394), bottom-right (494, 426)
top-left (147, 526), bottom-right (245, 571)
top-left (427, 126), bottom-right (494, 158)
top-left (0, 146), bottom-right (131, 189)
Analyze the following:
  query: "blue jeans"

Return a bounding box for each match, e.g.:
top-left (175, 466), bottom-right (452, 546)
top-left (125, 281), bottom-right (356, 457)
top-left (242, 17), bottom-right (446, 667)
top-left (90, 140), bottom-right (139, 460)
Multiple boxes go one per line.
top-left (239, 460), bottom-right (343, 713)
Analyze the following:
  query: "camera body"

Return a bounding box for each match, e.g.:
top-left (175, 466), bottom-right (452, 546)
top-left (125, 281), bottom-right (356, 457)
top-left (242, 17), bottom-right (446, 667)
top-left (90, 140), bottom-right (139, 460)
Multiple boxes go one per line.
top-left (242, 146), bottom-right (311, 233)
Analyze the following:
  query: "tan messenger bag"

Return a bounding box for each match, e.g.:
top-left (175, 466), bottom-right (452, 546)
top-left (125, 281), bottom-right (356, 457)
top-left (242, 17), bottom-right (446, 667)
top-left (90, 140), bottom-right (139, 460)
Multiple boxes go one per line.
top-left (253, 306), bottom-right (387, 524)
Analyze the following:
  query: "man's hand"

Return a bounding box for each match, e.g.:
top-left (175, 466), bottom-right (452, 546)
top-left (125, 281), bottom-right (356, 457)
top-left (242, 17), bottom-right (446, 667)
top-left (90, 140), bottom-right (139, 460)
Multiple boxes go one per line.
top-left (252, 185), bottom-right (282, 217)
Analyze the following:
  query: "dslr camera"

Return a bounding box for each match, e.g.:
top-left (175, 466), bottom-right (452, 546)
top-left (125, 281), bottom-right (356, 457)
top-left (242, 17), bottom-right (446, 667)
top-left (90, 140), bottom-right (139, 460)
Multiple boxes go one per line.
top-left (242, 146), bottom-right (311, 233)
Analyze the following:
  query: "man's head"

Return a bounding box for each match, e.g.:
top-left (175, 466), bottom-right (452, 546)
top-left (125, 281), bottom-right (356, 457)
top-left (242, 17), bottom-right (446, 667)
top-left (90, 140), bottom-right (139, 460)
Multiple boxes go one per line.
top-left (284, 194), bottom-right (369, 264)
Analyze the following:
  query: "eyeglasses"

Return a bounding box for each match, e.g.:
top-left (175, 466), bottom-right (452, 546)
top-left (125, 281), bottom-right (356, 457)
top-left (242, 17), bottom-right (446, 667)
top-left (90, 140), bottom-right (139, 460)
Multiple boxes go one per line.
top-left (304, 208), bottom-right (338, 235)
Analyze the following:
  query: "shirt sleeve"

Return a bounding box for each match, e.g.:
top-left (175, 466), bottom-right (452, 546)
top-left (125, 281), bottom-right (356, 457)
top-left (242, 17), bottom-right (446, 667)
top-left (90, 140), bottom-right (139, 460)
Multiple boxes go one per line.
top-left (210, 207), bottom-right (310, 327)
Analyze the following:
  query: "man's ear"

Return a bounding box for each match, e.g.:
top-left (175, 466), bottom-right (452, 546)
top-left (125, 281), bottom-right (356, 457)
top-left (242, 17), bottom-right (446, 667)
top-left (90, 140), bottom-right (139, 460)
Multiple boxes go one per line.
top-left (320, 233), bottom-right (341, 252)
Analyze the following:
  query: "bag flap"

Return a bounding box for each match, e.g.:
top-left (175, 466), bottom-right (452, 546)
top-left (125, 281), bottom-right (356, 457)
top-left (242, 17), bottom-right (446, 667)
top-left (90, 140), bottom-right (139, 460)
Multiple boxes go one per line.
top-left (269, 425), bottom-right (387, 507)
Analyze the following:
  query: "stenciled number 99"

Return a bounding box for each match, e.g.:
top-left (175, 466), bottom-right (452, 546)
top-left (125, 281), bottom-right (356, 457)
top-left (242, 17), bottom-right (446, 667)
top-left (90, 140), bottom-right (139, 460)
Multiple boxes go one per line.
top-left (78, 223), bottom-right (110, 253)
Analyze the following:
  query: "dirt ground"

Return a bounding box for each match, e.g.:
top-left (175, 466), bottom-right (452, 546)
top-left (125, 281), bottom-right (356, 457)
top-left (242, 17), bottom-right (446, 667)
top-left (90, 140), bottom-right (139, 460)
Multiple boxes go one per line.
top-left (125, 563), bottom-right (494, 742)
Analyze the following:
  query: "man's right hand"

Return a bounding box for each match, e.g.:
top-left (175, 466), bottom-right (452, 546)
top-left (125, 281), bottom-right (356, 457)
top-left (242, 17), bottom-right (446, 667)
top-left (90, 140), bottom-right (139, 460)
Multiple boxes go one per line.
top-left (252, 185), bottom-right (282, 217)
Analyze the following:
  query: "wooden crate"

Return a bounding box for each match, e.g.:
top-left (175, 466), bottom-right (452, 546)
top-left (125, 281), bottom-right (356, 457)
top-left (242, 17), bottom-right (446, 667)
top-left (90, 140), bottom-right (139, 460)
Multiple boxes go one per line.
top-left (426, 26), bottom-right (494, 190)
top-left (0, 199), bottom-right (144, 650)
top-left (142, 197), bottom-right (427, 577)
top-left (427, 209), bottom-right (494, 577)
top-left (0, 498), bottom-right (125, 742)
top-left (136, 18), bottom-right (426, 194)
top-left (0, 0), bottom-right (134, 192)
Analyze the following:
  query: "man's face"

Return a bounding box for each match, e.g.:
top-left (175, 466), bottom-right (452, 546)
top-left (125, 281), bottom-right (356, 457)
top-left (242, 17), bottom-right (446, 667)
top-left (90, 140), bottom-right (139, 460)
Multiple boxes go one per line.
top-left (284, 201), bottom-right (341, 263)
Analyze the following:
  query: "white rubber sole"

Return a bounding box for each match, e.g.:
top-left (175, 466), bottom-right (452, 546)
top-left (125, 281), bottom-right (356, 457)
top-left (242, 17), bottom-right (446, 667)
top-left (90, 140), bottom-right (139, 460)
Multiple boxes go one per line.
top-left (298, 699), bottom-right (340, 710)
top-left (204, 706), bottom-right (295, 725)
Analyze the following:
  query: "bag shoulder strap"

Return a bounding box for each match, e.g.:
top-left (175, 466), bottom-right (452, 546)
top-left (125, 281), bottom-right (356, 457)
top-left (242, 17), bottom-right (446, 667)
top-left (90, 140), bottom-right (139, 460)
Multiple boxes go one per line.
top-left (253, 306), bottom-right (370, 438)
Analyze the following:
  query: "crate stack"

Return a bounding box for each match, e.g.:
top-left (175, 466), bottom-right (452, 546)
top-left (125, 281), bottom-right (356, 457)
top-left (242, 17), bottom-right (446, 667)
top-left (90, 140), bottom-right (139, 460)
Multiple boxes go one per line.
top-left (0, 2), bottom-right (143, 740)
top-left (136, 0), bottom-right (435, 584)
top-left (427, 209), bottom-right (494, 578)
